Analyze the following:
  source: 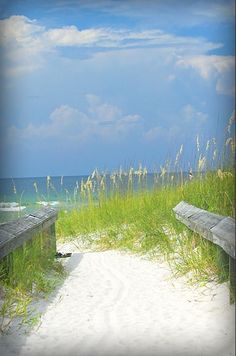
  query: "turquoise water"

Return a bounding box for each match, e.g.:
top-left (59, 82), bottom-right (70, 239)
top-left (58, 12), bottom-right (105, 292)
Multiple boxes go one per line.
top-left (0, 175), bottom-right (88, 223)
top-left (0, 173), bottom-right (189, 223)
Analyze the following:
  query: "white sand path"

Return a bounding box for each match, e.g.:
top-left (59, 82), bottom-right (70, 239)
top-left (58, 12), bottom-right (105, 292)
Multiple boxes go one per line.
top-left (0, 244), bottom-right (235, 356)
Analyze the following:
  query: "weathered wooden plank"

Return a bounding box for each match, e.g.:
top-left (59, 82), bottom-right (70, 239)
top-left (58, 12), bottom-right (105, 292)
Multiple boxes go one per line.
top-left (173, 201), bottom-right (201, 219)
top-left (187, 211), bottom-right (224, 241)
top-left (173, 201), bottom-right (236, 304)
top-left (30, 207), bottom-right (58, 221)
top-left (0, 229), bottom-right (15, 246)
top-left (0, 207), bottom-right (58, 260)
top-left (0, 216), bottom-right (41, 237)
top-left (173, 201), bottom-right (235, 259)
top-left (211, 217), bottom-right (235, 259)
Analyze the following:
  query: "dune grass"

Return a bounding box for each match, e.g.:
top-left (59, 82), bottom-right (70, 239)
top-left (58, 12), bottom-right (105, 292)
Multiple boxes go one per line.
top-left (0, 231), bottom-right (65, 333)
top-left (0, 114), bottom-right (235, 331)
top-left (56, 117), bottom-right (235, 288)
top-left (56, 169), bottom-right (234, 283)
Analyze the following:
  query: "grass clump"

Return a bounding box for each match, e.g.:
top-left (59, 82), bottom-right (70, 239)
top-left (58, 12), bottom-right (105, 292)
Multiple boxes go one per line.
top-left (0, 231), bottom-right (65, 333)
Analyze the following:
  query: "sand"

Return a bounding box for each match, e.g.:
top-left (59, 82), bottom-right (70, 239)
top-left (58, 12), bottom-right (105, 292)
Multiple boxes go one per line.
top-left (0, 242), bottom-right (235, 356)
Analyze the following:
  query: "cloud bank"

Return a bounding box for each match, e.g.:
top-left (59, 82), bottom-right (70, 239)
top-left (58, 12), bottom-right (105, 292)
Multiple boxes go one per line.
top-left (6, 95), bottom-right (141, 144)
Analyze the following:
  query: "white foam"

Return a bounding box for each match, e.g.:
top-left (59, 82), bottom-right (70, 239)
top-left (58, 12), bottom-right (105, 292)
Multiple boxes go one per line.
top-left (37, 201), bottom-right (60, 206)
top-left (0, 202), bottom-right (26, 212)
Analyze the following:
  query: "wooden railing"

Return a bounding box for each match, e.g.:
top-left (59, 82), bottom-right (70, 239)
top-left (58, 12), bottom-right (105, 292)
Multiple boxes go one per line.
top-left (0, 207), bottom-right (58, 260)
top-left (173, 201), bottom-right (235, 303)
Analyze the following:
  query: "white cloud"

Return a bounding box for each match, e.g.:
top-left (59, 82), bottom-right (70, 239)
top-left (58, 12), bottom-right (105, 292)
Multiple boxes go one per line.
top-left (144, 104), bottom-right (207, 142)
top-left (45, 26), bottom-right (111, 47)
top-left (6, 95), bottom-right (141, 144)
top-left (182, 104), bottom-right (208, 123)
top-left (0, 15), bottom-right (223, 76)
top-left (144, 125), bottom-right (180, 142)
top-left (177, 55), bottom-right (235, 96)
top-left (144, 126), bottom-right (166, 141)
top-left (0, 15), bottom-right (50, 75)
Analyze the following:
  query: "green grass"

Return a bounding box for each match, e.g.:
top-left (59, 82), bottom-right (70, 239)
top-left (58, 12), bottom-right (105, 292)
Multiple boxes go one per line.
top-left (1, 118), bottom-right (235, 330)
top-left (56, 168), bottom-right (235, 287)
top-left (56, 122), bottom-right (235, 291)
top-left (0, 231), bottom-right (65, 333)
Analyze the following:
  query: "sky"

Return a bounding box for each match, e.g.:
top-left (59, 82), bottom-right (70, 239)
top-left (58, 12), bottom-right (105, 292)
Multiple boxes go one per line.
top-left (0, 0), bottom-right (235, 178)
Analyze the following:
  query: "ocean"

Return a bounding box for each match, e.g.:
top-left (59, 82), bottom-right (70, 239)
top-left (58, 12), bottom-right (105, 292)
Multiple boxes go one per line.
top-left (0, 175), bottom-right (88, 223)
top-left (0, 172), bottom-right (189, 223)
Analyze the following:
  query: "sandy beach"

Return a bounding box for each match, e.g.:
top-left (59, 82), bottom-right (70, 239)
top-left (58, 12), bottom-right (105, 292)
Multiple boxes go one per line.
top-left (0, 242), bottom-right (235, 356)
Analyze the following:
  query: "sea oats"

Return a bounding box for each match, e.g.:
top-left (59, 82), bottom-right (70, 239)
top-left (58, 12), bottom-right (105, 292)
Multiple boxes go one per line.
top-left (160, 165), bottom-right (166, 178)
top-left (128, 167), bottom-right (134, 181)
top-left (110, 173), bottom-right (116, 185)
top-left (213, 149), bottom-right (218, 160)
top-left (33, 182), bottom-right (38, 194)
top-left (198, 154), bottom-right (206, 171)
top-left (175, 145), bottom-right (183, 166)
top-left (12, 179), bottom-right (17, 195)
top-left (225, 137), bottom-right (232, 146)
top-left (85, 176), bottom-right (93, 191)
top-left (143, 167), bottom-right (148, 176)
top-left (227, 110), bottom-right (235, 134)
top-left (100, 176), bottom-right (105, 190)
top-left (226, 137), bottom-right (236, 153)
top-left (217, 169), bottom-right (224, 180)
top-left (175, 152), bottom-right (180, 166)
top-left (80, 179), bottom-right (85, 194)
top-left (212, 137), bottom-right (216, 145)
top-left (196, 135), bottom-right (200, 152)
top-left (46, 176), bottom-right (51, 190)
top-left (118, 166), bottom-right (123, 180)
top-left (91, 170), bottom-right (96, 180)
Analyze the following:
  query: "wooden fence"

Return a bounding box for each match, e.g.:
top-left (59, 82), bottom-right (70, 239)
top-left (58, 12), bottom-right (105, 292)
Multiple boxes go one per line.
top-left (0, 207), bottom-right (58, 261)
top-left (173, 201), bottom-right (235, 303)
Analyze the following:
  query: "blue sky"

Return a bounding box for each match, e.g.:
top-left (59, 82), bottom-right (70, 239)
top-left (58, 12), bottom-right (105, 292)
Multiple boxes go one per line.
top-left (0, 0), bottom-right (235, 178)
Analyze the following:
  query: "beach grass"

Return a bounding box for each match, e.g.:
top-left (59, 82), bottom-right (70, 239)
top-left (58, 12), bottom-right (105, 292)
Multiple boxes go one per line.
top-left (56, 169), bottom-right (234, 282)
top-left (56, 119), bottom-right (235, 287)
top-left (0, 231), bottom-right (65, 333)
top-left (0, 115), bottom-right (235, 330)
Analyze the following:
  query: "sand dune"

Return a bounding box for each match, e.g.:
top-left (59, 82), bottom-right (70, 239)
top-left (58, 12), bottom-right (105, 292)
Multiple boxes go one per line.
top-left (0, 243), bottom-right (235, 356)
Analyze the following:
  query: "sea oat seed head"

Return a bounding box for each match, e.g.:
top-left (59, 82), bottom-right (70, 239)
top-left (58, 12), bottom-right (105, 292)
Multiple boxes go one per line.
top-left (213, 149), bottom-right (218, 160)
top-left (227, 110), bottom-right (235, 134)
top-left (196, 135), bottom-right (200, 152)
top-left (198, 154), bottom-right (206, 171)
top-left (33, 182), bottom-right (38, 194)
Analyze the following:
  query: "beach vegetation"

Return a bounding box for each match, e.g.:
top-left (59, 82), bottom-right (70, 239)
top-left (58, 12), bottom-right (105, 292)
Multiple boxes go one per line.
top-left (56, 116), bottom-right (235, 288)
top-left (0, 231), bottom-right (65, 333)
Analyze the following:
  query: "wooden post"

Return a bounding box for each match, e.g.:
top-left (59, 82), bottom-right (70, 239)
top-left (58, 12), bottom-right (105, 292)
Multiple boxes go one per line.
top-left (229, 256), bottom-right (236, 304)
